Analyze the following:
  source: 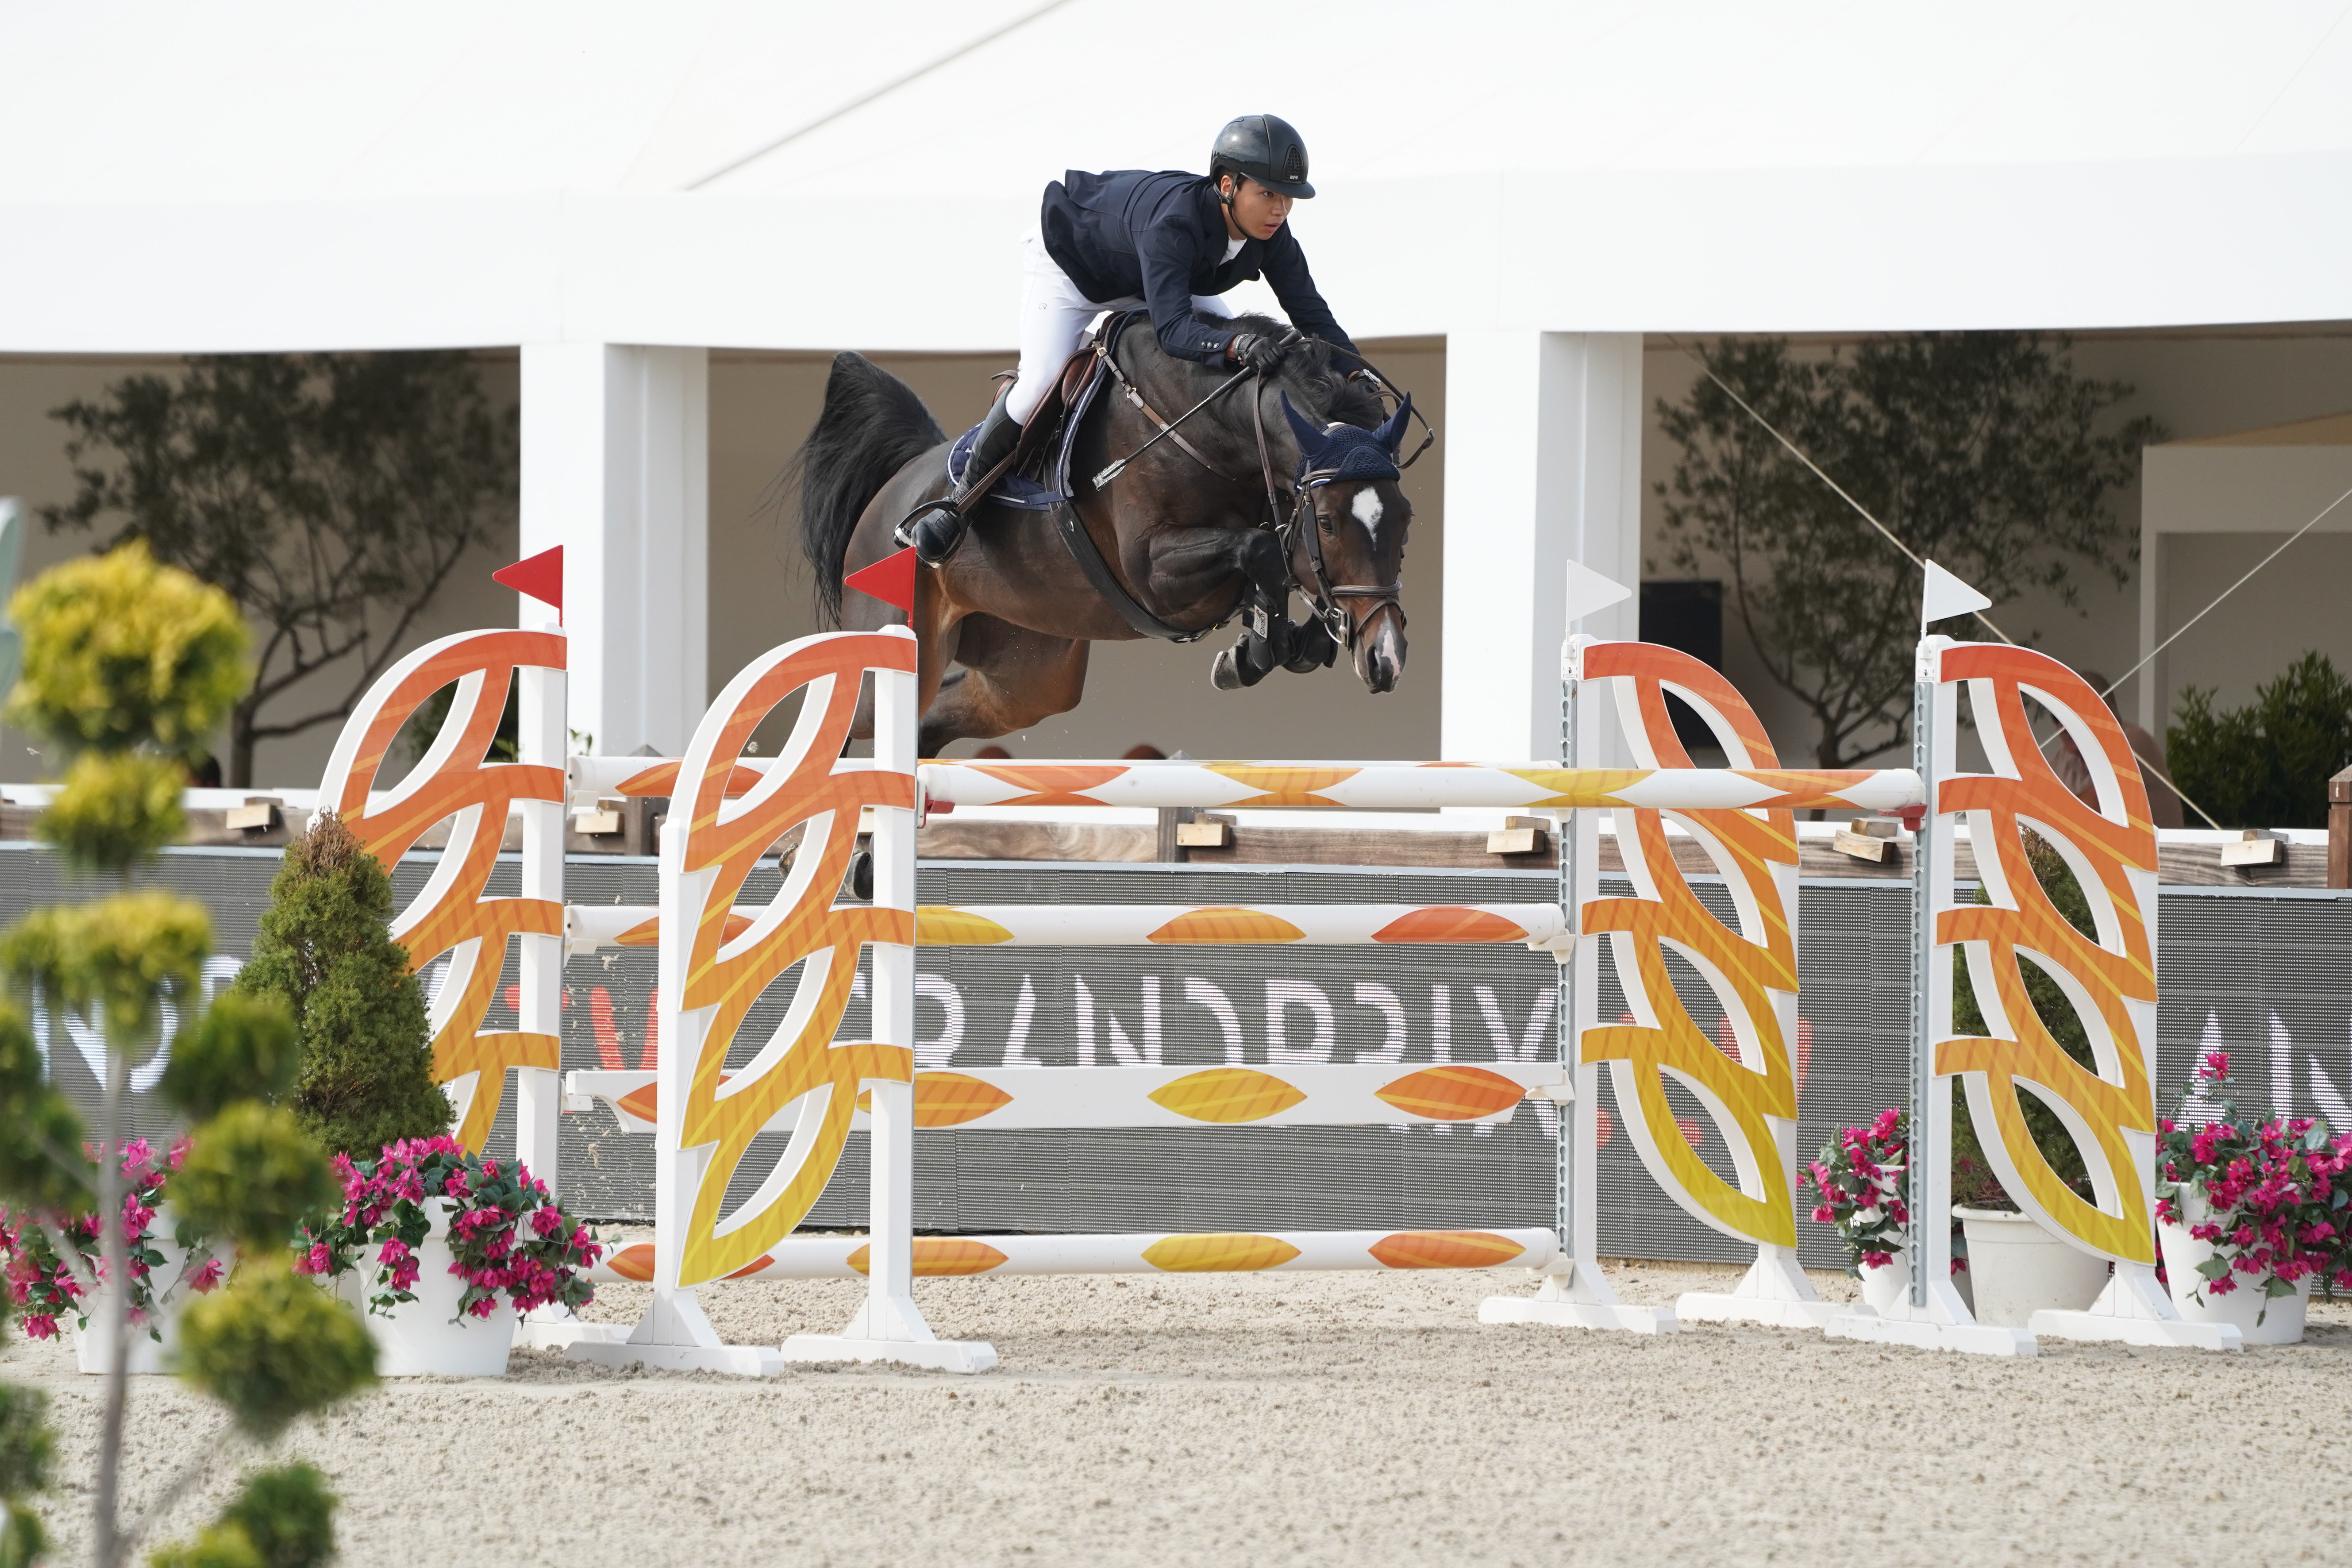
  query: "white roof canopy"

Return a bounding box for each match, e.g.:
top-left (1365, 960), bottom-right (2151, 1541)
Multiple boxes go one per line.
top-left (4, 1), bottom-right (2350, 351)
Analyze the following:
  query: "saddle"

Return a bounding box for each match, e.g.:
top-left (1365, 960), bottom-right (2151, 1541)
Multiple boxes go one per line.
top-left (943, 313), bottom-right (1140, 510)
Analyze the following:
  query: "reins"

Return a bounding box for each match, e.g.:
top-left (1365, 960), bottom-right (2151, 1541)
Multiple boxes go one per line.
top-left (1079, 325), bottom-right (1425, 653)
top-left (1239, 342), bottom-right (1410, 654)
top-left (1091, 350), bottom-right (1256, 489)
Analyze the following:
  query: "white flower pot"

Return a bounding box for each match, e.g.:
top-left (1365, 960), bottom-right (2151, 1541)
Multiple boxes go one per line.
top-left (1856, 1247), bottom-right (1976, 1316)
top-left (337, 1198), bottom-right (516, 1377)
top-left (68, 1206), bottom-right (194, 1376)
top-left (1954, 1206), bottom-right (2110, 1327)
top-left (2157, 1191), bottom-right (2313, 1347)
top-left (1859, 1251), bottom-right (1911, 1313)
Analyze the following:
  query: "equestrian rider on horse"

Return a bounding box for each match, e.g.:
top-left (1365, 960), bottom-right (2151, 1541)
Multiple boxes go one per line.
top-left (905, 113), bottom-right (1363, 566)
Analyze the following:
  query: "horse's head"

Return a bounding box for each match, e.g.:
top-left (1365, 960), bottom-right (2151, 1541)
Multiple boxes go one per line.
top-left (1280, 393), bottom-right (1414, 694)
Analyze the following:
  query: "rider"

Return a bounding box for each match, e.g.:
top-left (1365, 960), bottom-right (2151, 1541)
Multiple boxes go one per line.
top-left (907, 113), bottom-right (1362, 565)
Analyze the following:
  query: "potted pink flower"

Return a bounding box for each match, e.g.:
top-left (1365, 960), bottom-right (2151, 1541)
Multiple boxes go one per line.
top-left (296, 1135), bottom-right (602, 1376)
top-left (2155, 1050), bottom-right (2351, 1346)
top-left (0, 1137), bottom-right (224, 1374)
top-left (1808, 1109), bottom-right (1974, 1315)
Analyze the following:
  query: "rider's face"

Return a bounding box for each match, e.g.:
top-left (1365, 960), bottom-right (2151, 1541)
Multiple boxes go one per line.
top-left (1222, 175), bottom-right (1293, 242)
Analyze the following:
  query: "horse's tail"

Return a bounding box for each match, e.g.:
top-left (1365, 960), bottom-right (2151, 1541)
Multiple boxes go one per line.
top-left (792, 352), bottom-right (945, 625)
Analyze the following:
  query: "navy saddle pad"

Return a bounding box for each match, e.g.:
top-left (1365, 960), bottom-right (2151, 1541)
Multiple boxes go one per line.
top-left (943, 315), bottom-right (1132, 511)
top-left (946, 420), bottom-right (1062, 511)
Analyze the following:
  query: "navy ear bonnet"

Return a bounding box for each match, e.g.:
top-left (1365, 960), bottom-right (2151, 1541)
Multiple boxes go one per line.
top-left (1280, 392), bottom-right (1412, 483)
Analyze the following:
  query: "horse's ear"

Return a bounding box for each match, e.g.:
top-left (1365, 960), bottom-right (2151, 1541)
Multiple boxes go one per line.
top-left (1279, 393), bottom-right (1326, 457)
top-left (1374, 392), bottom-right (1413, 457)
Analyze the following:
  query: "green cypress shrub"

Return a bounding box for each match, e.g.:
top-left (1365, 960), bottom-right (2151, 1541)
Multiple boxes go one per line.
top-left (232, 811), bottom-right (450, 1158)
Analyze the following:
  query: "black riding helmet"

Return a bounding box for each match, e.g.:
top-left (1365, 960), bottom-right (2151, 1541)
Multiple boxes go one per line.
top-left (1210, 114), bottom-right (1314, 199)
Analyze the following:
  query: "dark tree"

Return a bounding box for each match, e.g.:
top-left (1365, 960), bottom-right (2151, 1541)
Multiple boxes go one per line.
top-left (42, 352), bottom-right (517, 785)
top-left (1656, 334), bottom-right (2160, 767)
top-left (2168, 651), bottom-right (2352, 829)
top-left (231, 811), bottom-right (450, 1158)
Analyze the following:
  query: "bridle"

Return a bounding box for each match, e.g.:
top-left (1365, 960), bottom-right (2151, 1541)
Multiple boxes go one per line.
top-left (1247, 375), bottom-right (1408, 652)
top-left (1089, 323), bottom-right (1430, 651)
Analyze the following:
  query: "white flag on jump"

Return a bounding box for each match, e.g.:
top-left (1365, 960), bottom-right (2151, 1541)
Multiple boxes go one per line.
top-left (1921, 559), bottom-right (1990, 631)
top-left (1564, 560), bottom-right (1632, 627)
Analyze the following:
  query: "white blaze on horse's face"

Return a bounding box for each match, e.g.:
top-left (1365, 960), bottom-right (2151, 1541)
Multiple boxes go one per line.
top-left (1350, 485), bottom-right (1384, 538)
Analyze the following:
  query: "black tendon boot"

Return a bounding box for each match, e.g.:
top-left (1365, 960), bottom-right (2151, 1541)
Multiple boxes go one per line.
top-left (905, 388), bottom-right (1023, 566)
top-left (1210, 594), bottom-right (1294, 690)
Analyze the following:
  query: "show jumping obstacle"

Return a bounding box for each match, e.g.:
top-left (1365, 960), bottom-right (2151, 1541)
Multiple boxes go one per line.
top-left (314, 560), bottom-right (2240, 1369)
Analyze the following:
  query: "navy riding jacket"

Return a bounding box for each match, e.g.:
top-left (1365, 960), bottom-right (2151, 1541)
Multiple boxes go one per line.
top-left (1039, 169), bottom-right (1358, 366)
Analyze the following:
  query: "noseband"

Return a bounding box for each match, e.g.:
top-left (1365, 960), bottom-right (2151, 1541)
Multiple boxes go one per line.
top-left (1282, 471), bottom-right (1406, 650)
top-left (1247, 376), bottom-right (1407, 652)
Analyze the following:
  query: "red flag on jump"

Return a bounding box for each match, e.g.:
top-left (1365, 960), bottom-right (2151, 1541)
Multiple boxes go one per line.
top-left (493, 546), bottom-right (564, 622)
top-left (843, 546), bottom-right (918, 614)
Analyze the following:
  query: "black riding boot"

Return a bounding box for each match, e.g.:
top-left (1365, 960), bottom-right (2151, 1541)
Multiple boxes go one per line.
top-left (905, 388), bottom-right (1022, 566)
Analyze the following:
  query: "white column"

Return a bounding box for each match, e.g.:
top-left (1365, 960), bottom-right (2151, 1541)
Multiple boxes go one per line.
top-left (1440, 331), bottom-right (1642, 764)
top-left (520, 344), bottom-right (709, 755)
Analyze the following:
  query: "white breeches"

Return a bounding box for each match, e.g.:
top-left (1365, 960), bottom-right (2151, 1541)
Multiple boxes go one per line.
top-left (1006, 231), bottom-right (1235, 425)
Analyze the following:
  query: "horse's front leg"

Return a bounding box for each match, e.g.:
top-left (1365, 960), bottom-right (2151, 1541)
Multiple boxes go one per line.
top-left (1134, 521), bottom-right (1287, 611)
top-left (1133, 523), bottom-right (1303, 690)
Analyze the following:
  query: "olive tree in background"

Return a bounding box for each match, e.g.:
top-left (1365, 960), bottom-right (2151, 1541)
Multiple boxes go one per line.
top-left (42, 352), bottom-right (517, 786)
top-left (1656, 333), bottom-right (2161, 768)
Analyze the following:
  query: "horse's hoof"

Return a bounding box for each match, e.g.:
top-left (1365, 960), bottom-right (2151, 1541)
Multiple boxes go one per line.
top-left (846, 848), bottom-right (875, 902)
top-left (1211, 647), bottom-right (1245, 690)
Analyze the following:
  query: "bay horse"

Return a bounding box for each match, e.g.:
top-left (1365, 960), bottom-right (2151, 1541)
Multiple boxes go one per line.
top-left (794, 317), bottom-right (1417, 756)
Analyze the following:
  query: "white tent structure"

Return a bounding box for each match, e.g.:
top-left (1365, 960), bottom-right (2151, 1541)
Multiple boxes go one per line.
top-left (5, 1), bottom-right (2349, 758)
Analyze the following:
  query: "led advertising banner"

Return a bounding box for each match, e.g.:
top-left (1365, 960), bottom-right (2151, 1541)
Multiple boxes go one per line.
top-left (7, 845), bottom-right (2345, 1269)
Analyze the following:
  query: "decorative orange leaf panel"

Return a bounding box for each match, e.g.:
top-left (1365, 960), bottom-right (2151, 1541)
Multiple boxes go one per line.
top-left (1368, 1231), bottom-right (1529, 1270)
top-left (614, 911), bottom-right (752, 948)
top-left (1375, 1065), bottom-right (1527, 1121)
top-left (1147, 1068), bottom-right (1307, 1123)
top-left (854, 1072), bottom-right (1012, 1126)
top-left (1141, 1234), bottom-right (1302, 1273)
top-left (665, 635), bottom-right (924, 1287)
top-left (614, 759), bottom-right (766, 799)
top-left (724, 1256), bottom-right (774, 1279)
top-left (847, 1239), bottom-right (1010, 1277)
top-left (614, 1071), bottom-right (735, 1127)
top-left (915, 907), bottom-right (1016, 946)
top-left (1370, 907), bottom-right (1527, 943)
top-left (1147, 907), bottom-right (1307, 944)
top-left (606, 1244), bottom-right (656, 1282)
top-left (915, 1072), bottom-right (1014, 1127)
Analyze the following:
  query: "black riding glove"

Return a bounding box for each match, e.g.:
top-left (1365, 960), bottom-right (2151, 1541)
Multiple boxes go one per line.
top-left (1228, 332), bottom-right (1288, 374)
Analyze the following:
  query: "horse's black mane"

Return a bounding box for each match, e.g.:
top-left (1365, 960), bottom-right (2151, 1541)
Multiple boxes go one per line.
top-left (1126, 312), bottom-right (1388, 433)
